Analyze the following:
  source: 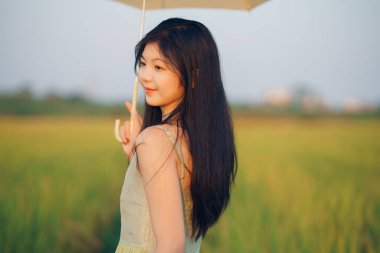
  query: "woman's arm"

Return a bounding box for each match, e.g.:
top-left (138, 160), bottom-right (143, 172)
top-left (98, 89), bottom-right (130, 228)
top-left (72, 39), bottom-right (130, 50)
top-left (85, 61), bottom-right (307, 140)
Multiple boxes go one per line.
top-left (135, 127), bottom-right (186, 253)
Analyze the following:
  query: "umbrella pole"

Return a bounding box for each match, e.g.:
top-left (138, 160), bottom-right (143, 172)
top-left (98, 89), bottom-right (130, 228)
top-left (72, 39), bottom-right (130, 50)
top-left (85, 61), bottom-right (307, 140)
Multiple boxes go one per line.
top-left (130, 0), bottom-right (147, 133)
top-left (115, 0), bottom-right (147, 143)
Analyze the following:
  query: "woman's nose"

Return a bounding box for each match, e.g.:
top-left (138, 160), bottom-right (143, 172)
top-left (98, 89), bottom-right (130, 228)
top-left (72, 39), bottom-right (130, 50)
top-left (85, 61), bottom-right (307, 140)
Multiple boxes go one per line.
top-left (137, 67), bottom-right (152, 83)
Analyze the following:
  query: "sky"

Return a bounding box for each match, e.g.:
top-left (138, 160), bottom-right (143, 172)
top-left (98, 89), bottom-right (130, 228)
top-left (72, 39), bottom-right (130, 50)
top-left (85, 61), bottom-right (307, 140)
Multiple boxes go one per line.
top-left (0, 0), bottom-right (379, 107)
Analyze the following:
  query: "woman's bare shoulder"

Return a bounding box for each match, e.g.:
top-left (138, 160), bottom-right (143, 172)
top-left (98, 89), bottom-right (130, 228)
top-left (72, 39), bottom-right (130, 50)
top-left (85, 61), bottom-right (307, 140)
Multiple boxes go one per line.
top-left (135, 125), bottom-right (170, 147)
top-left (134, 125), bottom-right (178, 182)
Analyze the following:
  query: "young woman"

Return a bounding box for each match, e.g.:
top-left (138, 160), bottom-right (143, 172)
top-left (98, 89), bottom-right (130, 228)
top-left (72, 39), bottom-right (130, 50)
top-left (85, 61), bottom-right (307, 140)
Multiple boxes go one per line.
top-left (115, 17), bottom-right (237, 253)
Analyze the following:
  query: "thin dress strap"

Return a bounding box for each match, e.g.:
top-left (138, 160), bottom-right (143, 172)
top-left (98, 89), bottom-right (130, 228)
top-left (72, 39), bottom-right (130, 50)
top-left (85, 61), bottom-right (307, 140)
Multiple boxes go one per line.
top-left (151, 125), bottom-right (189, 237)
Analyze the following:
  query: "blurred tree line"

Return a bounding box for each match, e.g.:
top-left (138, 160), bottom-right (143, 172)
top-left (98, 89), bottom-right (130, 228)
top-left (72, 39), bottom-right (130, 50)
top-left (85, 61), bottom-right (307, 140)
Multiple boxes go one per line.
top-left (0, 87), bottom-right (127, 116)
top-left (0, 86), bottom-right (379, 118)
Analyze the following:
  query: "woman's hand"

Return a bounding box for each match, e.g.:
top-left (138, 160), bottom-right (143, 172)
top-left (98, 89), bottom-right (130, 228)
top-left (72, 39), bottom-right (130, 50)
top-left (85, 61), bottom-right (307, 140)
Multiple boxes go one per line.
top-left (120, 100), bottom-right (143, 160)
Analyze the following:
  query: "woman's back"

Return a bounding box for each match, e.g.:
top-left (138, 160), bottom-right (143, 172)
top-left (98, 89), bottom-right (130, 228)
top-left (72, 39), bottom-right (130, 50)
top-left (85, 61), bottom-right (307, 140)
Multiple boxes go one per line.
top-left (116, 124), bottom-right (202, 253)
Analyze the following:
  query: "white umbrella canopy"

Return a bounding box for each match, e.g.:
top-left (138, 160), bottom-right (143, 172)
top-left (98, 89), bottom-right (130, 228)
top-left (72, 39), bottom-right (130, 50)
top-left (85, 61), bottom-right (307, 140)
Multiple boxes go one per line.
top-left (114, 0), bottom-right (268, 142)
top-left (115, 0), bottom-right (268, 11)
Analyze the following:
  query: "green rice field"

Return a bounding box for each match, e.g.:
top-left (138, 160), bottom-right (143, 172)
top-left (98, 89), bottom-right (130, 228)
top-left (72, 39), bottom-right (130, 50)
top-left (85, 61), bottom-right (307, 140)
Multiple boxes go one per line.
top-left (0, 116), bottom-right (379, 253)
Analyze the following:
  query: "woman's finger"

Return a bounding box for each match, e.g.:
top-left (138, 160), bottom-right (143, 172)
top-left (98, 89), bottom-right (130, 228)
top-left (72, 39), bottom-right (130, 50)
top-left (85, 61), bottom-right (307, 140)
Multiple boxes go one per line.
top-left (120, 126), bottom-right (128, 145)
top-left (125, 100), bottom-right (143, 127)
top-left (126, 101), bottom-right (143, 125)
top-left (131, 110), bottom-right (142, 132)
top-left (125, 100), bottom-right (132, 113)
top-left (123, 120), bottom-right (131, 140)
top-left (137, 112), bottom-right (143, 125)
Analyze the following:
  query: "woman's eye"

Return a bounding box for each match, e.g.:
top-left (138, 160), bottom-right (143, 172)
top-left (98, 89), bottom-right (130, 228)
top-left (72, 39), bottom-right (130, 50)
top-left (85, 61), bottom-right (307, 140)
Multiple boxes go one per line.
top-left (155, 65), bottom-right (163, 70)
top-left (139, 62), bottom-right (145, 67)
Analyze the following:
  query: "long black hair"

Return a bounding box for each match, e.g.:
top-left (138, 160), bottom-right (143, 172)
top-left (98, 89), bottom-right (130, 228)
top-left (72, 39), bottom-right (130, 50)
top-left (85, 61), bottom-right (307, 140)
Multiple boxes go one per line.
top-left (133, 17), bottom-right (237, 241)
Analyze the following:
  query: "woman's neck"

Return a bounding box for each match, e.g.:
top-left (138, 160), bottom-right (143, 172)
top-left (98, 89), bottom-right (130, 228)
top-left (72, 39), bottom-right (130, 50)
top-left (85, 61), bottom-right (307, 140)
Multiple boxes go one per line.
top-left (161, 108), bottom-right (181, 125)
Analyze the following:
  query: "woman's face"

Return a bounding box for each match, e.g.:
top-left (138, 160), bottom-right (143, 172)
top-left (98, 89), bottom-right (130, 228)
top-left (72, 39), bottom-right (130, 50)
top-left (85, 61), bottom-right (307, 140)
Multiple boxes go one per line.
top-left (137, 43), bottom-right (185, 116)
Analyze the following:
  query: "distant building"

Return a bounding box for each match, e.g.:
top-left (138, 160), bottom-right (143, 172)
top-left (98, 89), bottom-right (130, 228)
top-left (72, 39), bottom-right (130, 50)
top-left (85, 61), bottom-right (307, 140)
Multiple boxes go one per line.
top-left (301, 96), bottom-right (332, 112)
top-left (263, 89), bottom-right (293, 106)
top-left (262, 86), bottom-right (333, 112)
top-left (343, 98), bottom-right (375, 113)
top-left (318, 98), bottom-right (332, 111)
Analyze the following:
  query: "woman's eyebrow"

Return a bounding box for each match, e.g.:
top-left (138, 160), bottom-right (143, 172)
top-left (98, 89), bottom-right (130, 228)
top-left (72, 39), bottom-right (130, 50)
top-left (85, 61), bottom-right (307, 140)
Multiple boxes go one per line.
top-left (140, 55), bottom-right (167, 63)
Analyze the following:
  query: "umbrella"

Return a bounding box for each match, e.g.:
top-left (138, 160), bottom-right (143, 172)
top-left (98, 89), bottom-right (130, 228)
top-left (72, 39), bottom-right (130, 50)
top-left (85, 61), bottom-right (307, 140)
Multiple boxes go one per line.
top-left (114, 0), bottom-right (268, 142)
top-left (115, 0), bottom-right (268, 10)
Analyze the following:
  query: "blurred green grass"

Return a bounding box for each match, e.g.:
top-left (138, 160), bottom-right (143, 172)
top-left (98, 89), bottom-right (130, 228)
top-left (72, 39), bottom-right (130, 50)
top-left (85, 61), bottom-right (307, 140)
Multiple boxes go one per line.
top-left (0, 116), bottom-right (379, 253)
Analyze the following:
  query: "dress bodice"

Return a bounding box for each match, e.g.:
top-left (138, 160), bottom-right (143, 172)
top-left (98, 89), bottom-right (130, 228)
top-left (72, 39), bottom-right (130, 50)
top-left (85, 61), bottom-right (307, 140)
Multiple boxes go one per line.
top-left (115, 125), bottom-right (202, 253)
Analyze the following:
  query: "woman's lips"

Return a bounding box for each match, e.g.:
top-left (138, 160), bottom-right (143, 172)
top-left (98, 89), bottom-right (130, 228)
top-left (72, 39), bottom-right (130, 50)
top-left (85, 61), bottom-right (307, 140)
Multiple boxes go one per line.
top-left (144, 88), bottom-right (157, 94)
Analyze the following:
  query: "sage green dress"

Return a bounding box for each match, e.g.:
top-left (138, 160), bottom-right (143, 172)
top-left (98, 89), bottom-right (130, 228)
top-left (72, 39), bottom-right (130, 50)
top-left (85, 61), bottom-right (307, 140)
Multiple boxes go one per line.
top-left (115, 125), bottom-right (202, 253)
